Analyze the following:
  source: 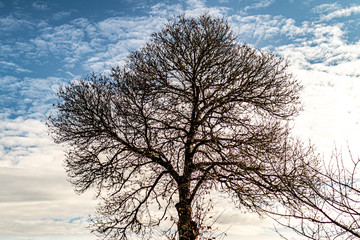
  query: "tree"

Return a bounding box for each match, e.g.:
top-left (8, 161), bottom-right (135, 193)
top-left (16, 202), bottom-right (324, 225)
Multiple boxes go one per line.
top-left (48, 14), bottom-right (319, 240)
top-left (270, 149), bottom-right (360, 240)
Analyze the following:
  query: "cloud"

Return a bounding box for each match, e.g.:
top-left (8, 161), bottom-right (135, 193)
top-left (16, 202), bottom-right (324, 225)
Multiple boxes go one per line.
top-left (0, 76), bottom-right (61, 119)
top-left (321, 5), bottom-right (360, 21)
top-left (0, 14), bottom-right (34, 33)
top-left (0, 117), bottom-right (98, 237)
top-left (226, 11), bottom-right (359, 77)
top-left (9, 15), bottom-right (162, 72)
top-left (219, 7), bottom-right (360, 159)
top-left (149, 3), bottom-right (183, 17)
top-left (35, 24), bottom-right (88, 54)
top-left (195, 195), bottom-right (293, 239)
top-left (228, 14), bottom-right (306, 46)
top-left (82, 1), bottom-right (228, 72)
top-left (312, 3), bottom-right (340, 14)
top-left (184, 0), bottom-right (228, 17)
top-left (276, 22), bottom-right (360, 76)
top-left (0, 1), bottom-right (229, 75)
top-left (79, 16), bottom-right (168, 71)
top-left (0, 118), bottom-right (55, 164)
top-left (53, 10), bottom-right (76, 21)
top-left (0, 61), bottom-right (31, 73)
top-left (0, 198), bottom-right (96, 236)
top-left (32, 1), bottom-right (49, 10)
top-left (290, 67), bottom-right (360, 157)
top-left (244, 0), bottom-right (275, 12)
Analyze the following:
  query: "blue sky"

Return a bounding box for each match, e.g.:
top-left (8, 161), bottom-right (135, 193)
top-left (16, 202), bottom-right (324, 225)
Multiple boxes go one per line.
top-left (1, 0), bottom-right (360, 239)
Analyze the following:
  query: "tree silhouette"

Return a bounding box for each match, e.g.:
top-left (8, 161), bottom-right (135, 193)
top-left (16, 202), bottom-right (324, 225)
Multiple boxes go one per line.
top-left (48, 14), bottom-right (319, 240)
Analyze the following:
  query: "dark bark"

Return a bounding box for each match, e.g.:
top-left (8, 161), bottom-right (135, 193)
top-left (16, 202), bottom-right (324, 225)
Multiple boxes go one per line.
top-left (176, 184), bottom-right (199, 240)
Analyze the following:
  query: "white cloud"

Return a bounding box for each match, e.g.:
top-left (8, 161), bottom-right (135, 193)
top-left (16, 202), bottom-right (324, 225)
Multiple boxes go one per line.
top-left (291, 68), bottom-right (360, 157)
top-left (0, 61), bottom-right (31, 73)
top-left (97, 18), bottom-right (132, 41)
top-left (80, 16), bottom-right (167, 71)
top-left (277, 22), bottom-right (360, 76)
top-left (0, 15), bottom-right (34, 32)
top-left (186, 0), bottom-right (206, 10)
top-left (14, 23), bottom-right (92, 69)
top-left (14, 15), bottom-right (163, 72)
top-left (0, 1), bottom-right (228, 74)
top-left (216, 7), bottom-right (360, 164)
top-left (227, 12), bottom-right (359, 77)
top-left (192, 194), bottom-right (296, 239)
top-left (321, 5), bottom-right (360, 21)
top-left (0, 118), bottom-right (55, 165)
top-left (228, 14), bottom-right (303, 45)
top-left (244, 0), bottom-right (275, 12)
top-left (38, 24), bottom-right (87, 53)
top-left (312, 3), bottom-right (340, 14)
top-left (0, 76), bottom-right (61, 119)
top-left (53, 10), bottom-right (76, 21)
top-left (32, 1), bottom-right (49, 10)
top-left (0, 198), bottom-right (96, 236)
top-left (184, 0), bottom-right (228, 17)
top-left (149, 3), bottom-right (183, 17)
top-left (262, 16), bottom-right (360, 156)
top-left (0, 118), bottom-right (98, 237)
top-left (83, 2), bottom-right (229, 71)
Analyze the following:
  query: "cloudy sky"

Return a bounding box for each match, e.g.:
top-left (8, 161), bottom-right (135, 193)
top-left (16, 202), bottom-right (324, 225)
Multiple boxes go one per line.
top-left (1, 0), bottom-right (360, 239)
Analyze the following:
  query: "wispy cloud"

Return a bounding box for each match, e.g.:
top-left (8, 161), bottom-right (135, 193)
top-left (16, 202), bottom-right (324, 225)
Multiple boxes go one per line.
top-left (185, 0), bottom-right (228, 17)
top-left (149, 3), bottom-right (183, 16)
top-left (0, 76), bottom-right (61, 119)
top-left (0, 61), bottom-right (31, 73)
top-left (225, 9), bottom-right (360, 157)
top-left (244, 0), bottom-right (275, 12)
top-left (227, 10), bottom-right (360, 78)
top-left (276, 22), bottom-right (360, 76)
top-left (0, 1), bottom-right (230, 75)
top-left (320, 5), bottom-right (360, 21)
top-left (32, 1), bottom-right (49, 10)
top-left (22, 23), bottom-right (93, 69)
top-left (312, 3), bottom-right (340, 14)
top-left (228, 14), bottom-right (306, 46)
top-left (53, 10), bottom-right (76, 21)
top-left (0, 14), bottom-right (34, 33)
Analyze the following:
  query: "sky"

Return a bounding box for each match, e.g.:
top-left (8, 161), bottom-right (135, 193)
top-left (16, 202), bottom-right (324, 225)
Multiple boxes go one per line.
top-left (0, 0), bottom-right (360, 239)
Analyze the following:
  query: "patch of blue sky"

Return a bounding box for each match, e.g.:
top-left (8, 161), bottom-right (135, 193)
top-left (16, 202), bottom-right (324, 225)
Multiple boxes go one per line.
top-left (68, 217), bottom-right (81, 224)
top-left (39, 217), bottom-right (62, 222)
top-left (36, 217), bottom-right (85, 224)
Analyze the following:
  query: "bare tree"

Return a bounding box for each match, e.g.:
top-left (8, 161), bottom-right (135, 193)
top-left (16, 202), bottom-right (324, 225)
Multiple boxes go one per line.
top-left (270, 149), bottom-right (360, 240)
top-left (47, 14), bottom-right (319, 240)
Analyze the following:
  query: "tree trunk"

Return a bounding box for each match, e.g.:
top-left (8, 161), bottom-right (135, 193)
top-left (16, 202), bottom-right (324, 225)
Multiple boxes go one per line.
top-left (176, 183), bottom-right (199, 240)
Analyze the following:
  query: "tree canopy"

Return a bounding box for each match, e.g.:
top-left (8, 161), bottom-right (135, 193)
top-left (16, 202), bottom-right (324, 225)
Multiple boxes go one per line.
top-left (48, 14), bottom-right (320, 240)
